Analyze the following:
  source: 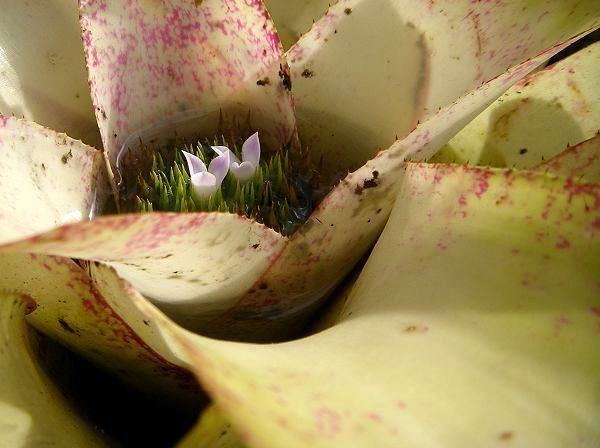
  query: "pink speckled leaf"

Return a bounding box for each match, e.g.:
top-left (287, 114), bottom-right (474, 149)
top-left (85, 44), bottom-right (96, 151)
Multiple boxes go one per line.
top-left (0, 252), bottom-right (199, 406)
top-left (79, 0), bottom-right (297, 176)
top-left (0, 115), bottom-right (108, 244)
top-left (288, 0), bottom-right (599, 172)
top-left (0, 213), bottom-right (286, 333)
top-left (137, 163), bottom-right (600, 447)
top-left (0, 1), bottom-right (101, 149)
top-left (433, 41), bottom-right (600, 167)
top-left (211, 6), bottom-right (600, 340)
top-left (533, 134), bottom-right (600, 183)
top-left (0, 291), bottom-right (109, 446)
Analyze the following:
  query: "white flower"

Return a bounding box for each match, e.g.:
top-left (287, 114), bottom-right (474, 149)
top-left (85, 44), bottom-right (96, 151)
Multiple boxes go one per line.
top-left (212, 132), bottom-right (261, 183)
top-left (182, 148), bottom-right (230, 198)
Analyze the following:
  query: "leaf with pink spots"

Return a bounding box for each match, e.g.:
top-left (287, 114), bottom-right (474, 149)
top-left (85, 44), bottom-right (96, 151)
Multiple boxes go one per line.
top-left (433, 41), bottom-right (600, 167)
top-left (137, 163), bottom-right (600, 447)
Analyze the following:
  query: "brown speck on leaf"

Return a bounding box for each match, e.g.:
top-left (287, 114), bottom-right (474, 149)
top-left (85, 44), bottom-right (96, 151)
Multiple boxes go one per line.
top-left (301, 68), bottom-right (314, 78)
top-left (252, 243), bottom-right (260, 249)
top-left (61, 149), bottom-right (73, 164)
top-left (279, 65), bottom-right (292, 91)
top-left (499, 431), bottom-right (514, 441)
top-left (344, 7), bottom-right (352, 14)
top-left (363, 178), bottom-right (378, 189)
top-left (259, 282), bottom-right (268, 290)
top-left (405, 325), bottom-right (417, 332)
top-left (58, 318), bottom-right (77, 334)
top-left (194, 0), bottom-right (203, 6)
top-left (256, 77), bottom-right (270, 86)
top-left (376, 208), bottom-right (382, 214)
top-left (519, 148), bottom-right (528, 155)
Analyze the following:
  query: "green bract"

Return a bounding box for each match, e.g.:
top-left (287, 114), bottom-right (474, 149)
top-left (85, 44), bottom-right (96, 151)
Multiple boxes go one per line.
top-left (0, 0), bottom-right (598, 446)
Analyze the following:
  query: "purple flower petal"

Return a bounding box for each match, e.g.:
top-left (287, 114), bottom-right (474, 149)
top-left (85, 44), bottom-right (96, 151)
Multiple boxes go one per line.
top-left (230, 161), bottom-right (256, 182)
top-left (242, 132), bottom-right (260, 167)
top-left (213, 145), bottom-right (240, 165)
top-left (208, 147), bottom-right (231, 185)
top-left (182, 150), bottom-right (207, 176)
top-left (190, 172), bottom-right (217, 198)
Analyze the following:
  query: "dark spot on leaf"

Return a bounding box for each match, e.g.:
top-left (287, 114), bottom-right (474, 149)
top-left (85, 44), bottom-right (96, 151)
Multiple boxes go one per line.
top-left (376, 208), bottom-right (382, 214)
top-left (372, 170), bottom-right (379, 179)
top-left (499, 431), bottom-right (514, 441)
top-left (301, 68), bottom-right (314, 78)
top-left (519, 148), bottom-right (528, 155)
top-left (363, 178), bottom-right (378, 189)
top-left (279, 65), bottom-right (292, 91)
top-left (61, 150), bottom-right (73, 164)
top-left (143, 320), bottom-right (150, 326)
top-left (252, 243), bottom-right (260, 249)
top-left (58, 318), bottom-right (76, 334)
top-left (256, 77), bottom-right (270, 86)
top-left (344, 7), bottom-right (352, 14)
top-left (259, 282), bottom-right (268, 290)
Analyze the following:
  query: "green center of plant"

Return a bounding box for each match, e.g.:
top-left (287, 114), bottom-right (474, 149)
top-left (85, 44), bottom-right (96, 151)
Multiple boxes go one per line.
top-left (117, 135), bottom-right (315, 236)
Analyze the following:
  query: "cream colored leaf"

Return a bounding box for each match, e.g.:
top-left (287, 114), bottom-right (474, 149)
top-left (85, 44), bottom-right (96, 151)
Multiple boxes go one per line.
top-left (0, 116), bottom-right (108, 244)
top-left (533, 134), bottom-right (600, 182)
top-left (0, 0), bottom-right (101, 148)
top-left (0, 293), bottom-right (108, 447)
top-left (133, 163), bottom-right (600, 447)
top-left (432, 41), bottom-right (600, 167)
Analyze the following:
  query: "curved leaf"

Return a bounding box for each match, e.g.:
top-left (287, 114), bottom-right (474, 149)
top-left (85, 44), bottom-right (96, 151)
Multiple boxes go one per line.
top-left (0, 116), bottom-right (108, 244)
top-left (0, 293), bottom-right (108, 446)
top-left (433, 41), bottom-right (600, 167)
top-left (0, 0), bottom-right (101, 148)
top-left (289, 0), bottom-right (600, 171)
top-left (79, 0), bottom-right (297, 175)
top-left (0, 213), bottom-right (286, 333)
top-left (533, 134), bottom-right (600, 183)
top-left (139, 163), bottom-right (599, 447)
top-left (0, 253), bottom-right (199, 405)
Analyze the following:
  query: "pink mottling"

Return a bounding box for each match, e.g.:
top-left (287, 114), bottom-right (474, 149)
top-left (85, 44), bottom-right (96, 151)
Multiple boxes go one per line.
top-left (555, 235), bottom-right (572, 250)
top-left (314, 407), bottom-right (342, 437)
top-left (553, 314), bottom-right (572, 336)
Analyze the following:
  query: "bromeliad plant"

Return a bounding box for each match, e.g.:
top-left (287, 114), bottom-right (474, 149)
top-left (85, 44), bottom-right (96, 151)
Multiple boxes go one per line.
top-left (0, 0), bottom-right (599, 446)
